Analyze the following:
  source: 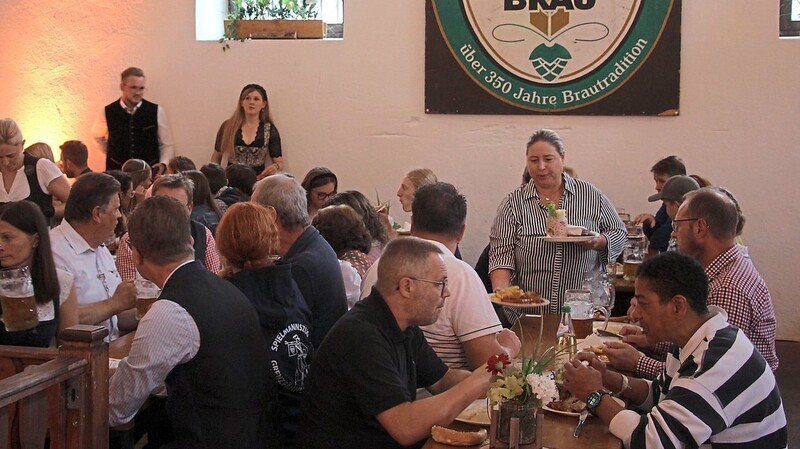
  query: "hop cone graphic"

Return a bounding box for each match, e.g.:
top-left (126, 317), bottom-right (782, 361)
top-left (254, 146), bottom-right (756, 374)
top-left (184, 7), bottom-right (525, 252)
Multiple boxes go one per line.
top-left (530, 43), bottom-right (572, 82)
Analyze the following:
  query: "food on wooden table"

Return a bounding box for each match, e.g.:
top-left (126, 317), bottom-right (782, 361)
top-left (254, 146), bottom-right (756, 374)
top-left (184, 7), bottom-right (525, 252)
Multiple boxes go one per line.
top-left (547, 383), bottom-right (587, 413)
top-left (431, 425), bottom-right (487, 446)
top-left (493, 286), bottom-right (546, 304)
top-left (586, 345), bottom-right (605, 355)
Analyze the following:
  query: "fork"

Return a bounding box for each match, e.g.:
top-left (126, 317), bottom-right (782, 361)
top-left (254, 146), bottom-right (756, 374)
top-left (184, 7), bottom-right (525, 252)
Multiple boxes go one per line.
top-left (573, 410), bottom-right (589, 437)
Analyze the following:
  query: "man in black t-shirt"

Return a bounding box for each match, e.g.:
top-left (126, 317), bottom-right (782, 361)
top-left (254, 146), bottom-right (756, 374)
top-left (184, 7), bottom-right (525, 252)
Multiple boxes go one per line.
top-left (297, 237), bottom-right (493, 449)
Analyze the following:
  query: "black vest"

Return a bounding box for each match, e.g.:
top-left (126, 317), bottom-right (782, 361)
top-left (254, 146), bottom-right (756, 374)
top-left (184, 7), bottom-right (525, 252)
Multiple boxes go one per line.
top-left (104, 99), bottom-right (159, 170)
top-left (11, 154), bottom-right (55, 222)
top-left (161, 261), bottom-right (270, 449)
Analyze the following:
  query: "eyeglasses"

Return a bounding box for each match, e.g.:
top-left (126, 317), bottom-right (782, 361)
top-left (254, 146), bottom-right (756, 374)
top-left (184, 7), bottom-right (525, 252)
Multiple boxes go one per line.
top-left (315, 191), bottom-right (336, 201)
top-left (408, 277), bottom-right (448, 297)
top-left (672, 218), bottom-right (699, 231)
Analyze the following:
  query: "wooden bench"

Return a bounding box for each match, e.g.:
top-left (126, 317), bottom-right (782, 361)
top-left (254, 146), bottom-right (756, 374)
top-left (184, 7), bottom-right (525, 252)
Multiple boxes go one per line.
top-left (0, 325), bottom-right (109, 449)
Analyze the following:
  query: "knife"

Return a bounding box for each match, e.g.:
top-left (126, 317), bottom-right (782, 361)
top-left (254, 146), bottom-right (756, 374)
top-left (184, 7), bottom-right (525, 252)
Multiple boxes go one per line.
top-left (596, 328), bottom-right (624, 339)
top-left (573, 410), bottom-right (589, 437)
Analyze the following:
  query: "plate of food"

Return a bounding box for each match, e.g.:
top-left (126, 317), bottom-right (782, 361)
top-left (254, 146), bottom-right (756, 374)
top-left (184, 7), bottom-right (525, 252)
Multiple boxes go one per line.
top-left (544, 385), bottom-right (586, 417)
top-left (454, 399), bottom-right (491, 426)
top-left (490, 286), bottom-right (549, 309)
top-left (538, 231), bottom-right (599, 243)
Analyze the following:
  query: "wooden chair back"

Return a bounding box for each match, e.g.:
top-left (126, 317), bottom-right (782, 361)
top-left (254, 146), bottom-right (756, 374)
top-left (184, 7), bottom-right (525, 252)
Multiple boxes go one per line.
top-left (0, 325), bottom-right (109, 449)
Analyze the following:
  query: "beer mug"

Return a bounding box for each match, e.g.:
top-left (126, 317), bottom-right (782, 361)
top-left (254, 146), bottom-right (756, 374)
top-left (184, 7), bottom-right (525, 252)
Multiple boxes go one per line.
top-left (0, 267), bottom-right (38, 332)
top-left (134, 279), bottom-right (161, 320)
top-left (564, 289), bottom-right (608, 338)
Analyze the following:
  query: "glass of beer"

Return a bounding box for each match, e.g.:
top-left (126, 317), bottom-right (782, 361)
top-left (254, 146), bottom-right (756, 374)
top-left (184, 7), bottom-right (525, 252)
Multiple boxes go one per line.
top-left (0, 267), bottom-right (38, 332)
top-left (134, 279), bottom-right (161, 320)
top-left (564, 289), bottom-right (608, 338)
top-left (623, 247), bottom-right (644, 281)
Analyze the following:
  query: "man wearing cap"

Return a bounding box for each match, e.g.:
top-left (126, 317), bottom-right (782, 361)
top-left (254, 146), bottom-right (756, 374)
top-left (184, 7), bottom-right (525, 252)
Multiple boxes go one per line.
top-left (645, 175), bottom-right (700, 252)
top-left (633, 156), bottom-right (686, 253)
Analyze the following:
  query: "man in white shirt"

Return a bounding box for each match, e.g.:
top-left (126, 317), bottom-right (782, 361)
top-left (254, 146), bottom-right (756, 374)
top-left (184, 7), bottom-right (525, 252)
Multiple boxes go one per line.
top-left (50, 173), bottom-right (136, 341)
top-left (92, 67), bottom-right (175, 170)
top-left (361, 182), bottom-right (520, 369)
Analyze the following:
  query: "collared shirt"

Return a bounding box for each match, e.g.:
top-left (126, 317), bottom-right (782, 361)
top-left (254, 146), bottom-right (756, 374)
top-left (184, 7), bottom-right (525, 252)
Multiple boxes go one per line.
top-left (489, 174), bottom-right (627, 317)
top-left (610, 307), bottom-right (787, 449)
top-left (634, 245), bottom-right (779, 378)
top-left (0, 157), bottom-right (64, 202)
top-left (361, 238), bottom-right (502, 369)
top-left (91, 99), bottom-right (175, 164)
top-left (50, 220), bottom-right (122, 340)
top-left (115, 228), bottom-right (221, 280)
top-left (109, 260), bottom-right (199, 426)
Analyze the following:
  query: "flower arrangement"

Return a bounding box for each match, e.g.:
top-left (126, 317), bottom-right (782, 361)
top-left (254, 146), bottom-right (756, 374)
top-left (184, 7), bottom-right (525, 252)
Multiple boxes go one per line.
top-left (485, 351), bottom-right (559, 408)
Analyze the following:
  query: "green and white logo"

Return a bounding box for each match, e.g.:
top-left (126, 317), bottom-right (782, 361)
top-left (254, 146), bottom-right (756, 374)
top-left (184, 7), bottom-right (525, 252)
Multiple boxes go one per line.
top-left (431, 0), bottom-right (674, 111)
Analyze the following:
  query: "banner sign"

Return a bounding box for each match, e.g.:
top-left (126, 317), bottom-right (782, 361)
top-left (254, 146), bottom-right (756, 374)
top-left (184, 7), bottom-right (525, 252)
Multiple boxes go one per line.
top-left (425, 0), bottom-right (681, 115)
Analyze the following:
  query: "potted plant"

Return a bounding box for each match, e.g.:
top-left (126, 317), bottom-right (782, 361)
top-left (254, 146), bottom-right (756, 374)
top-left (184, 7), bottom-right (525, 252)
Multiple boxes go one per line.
top-left (221, 0), bottom-right (325, 48)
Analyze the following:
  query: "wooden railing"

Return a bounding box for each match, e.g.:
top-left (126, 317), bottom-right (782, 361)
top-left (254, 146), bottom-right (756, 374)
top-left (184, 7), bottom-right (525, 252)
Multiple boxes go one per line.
top-left (0, 325), bottom-right (109, 449)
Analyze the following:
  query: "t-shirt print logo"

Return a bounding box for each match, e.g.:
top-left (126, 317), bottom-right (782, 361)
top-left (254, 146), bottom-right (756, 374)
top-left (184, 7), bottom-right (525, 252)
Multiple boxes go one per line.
top-left (270, 323), bottom-right (311, 393)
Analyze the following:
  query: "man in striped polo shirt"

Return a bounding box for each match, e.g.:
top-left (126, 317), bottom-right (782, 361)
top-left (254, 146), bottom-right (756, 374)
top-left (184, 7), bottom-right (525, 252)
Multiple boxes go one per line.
top-left (564, 252), bottom-right (787, 448)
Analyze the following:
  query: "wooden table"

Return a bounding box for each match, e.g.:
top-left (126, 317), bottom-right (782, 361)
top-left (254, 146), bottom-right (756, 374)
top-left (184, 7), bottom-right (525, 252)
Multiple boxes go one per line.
top-left (422, 411), bottom-right (621, 449)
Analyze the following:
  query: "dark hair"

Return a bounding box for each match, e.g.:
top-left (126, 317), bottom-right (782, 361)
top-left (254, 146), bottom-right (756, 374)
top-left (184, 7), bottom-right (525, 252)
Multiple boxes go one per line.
top-left (323, 191), bottom-right (389, 245)
top-left (59, 140), bottom-right (88, 166)
top-left (312, 205), bottom-right (372, 256)
top-left (527, 129), bottom-right (564, 156)
top-left (104, 170), bottom-right (132, 194)
top-left (168, 156), bottom-right (197, 174)
top-left (183, 170), bottom-right (222, 219)
top-left (201, 163), bottom-right (227, 195)
top-left (636, 251), bottom-right (708, 315)
top-left (651, 156), bottom-right (686, 177)
top-left (0, 201), bottom-right (60, 305)
top-left (64, 173), bottom-right (121, 223)
top-left (128, 196), bottom-right (194, 265)
top-left (225, 164), bottom-right (257, 197)
top-left (121, 159), bottom-right (152, 190)
top-left (412, 182), bottom-right (467, 239)
top-left (120, 67), bottom-right (144, 80)
top-left (301, 167), bottom-right (338, 203)
top-left (682, 187), bottom-right (739, 241)
top-left (241, 83), bottom-right (268, 101)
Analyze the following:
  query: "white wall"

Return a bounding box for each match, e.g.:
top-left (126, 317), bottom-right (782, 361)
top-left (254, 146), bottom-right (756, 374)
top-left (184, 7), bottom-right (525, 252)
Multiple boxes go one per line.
top-left (3, 1), bottom-right (799, 339)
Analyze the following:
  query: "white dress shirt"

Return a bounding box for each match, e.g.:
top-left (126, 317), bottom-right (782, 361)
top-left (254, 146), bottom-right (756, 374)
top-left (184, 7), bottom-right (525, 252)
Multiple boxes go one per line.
top-left (50, 220), bottom-right (122, 340)
top-left (0, 158), bottom-right (64, 202)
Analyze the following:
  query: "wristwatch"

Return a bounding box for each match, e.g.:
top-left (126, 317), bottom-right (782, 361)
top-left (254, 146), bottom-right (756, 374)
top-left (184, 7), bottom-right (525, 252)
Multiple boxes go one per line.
top-left (586, 389), bottom-right (612, 414)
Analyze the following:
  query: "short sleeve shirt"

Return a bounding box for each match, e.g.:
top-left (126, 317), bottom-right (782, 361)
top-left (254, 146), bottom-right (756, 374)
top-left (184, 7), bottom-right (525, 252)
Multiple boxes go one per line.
top-left (297, 290), bottom-right (448, 449)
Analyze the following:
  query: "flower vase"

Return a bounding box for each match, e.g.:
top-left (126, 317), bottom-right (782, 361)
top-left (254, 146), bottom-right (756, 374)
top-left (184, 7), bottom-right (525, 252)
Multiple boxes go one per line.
top-left (497, 400), bottom-right (538, 445)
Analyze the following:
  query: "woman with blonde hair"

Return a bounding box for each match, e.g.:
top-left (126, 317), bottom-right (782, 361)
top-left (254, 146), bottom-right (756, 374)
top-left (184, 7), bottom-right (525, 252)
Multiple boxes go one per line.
top-left (396, 168), bottom-right (437, 212)
top-left (211, 84), bottom-right (282, 180)
top-left (0, 119), bottom-right (70, 223)
top-left (215, 202), bottom-right (311, 447)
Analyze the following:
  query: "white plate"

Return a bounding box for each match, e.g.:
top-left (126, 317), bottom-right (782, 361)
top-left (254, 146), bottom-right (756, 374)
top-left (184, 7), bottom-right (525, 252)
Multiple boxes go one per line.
top-left (544, 396), bottom-right (624, 416)
top-left (489, 294), bottom-right (550, 309)
top-left (537, 232), bottom-right (599, 243)
top-left (455, 399), bottom-right (491, 426)
top-left (542, 404), bottom-right (583, 417)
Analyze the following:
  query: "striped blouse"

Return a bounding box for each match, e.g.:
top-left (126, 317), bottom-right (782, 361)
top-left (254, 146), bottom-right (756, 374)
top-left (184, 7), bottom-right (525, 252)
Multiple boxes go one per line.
top-left (609, 307), bottom-right (787, 448)
top-left (489, 174), bottom-right (627, 317)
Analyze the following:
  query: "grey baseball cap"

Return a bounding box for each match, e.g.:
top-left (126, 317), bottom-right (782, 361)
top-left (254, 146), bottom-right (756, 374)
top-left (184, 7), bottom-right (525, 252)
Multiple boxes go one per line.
top-left (648, 175), bottom-right (700, 202)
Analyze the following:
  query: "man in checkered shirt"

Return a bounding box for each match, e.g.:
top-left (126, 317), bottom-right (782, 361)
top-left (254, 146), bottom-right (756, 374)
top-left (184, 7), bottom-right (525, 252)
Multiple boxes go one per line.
top-left (605, 187), bottom-right (778, 377)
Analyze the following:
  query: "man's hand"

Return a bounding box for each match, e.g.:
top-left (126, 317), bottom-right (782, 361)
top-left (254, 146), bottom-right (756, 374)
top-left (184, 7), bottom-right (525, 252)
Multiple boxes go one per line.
top-left (112, 281), bottom-right (137, 312)
top-left (633, 213), bottom-right (655, 227)
top-left (496, 329), bottom-right (522, 359)
top-left (620, 326), bottom-right (650, 348)
top-left (563, 355), bottom-right (605, 401)
top-left (602, 341), bottom-right (642, 372)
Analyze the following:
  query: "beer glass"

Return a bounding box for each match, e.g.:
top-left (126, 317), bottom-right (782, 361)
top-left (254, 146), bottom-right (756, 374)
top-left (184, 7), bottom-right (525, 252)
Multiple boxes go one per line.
top-left (0, 267), bottom-right (38, 332)
top-left (134, 279), bottom-right (161, 320)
